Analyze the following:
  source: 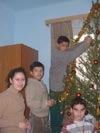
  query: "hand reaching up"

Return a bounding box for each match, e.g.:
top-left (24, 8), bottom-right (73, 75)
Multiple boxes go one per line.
top-left (84, 36), bottom-right (92, 46)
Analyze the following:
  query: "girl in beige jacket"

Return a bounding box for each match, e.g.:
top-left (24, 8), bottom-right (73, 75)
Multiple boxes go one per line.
top-left (0, 67), bottom-right (31, 133)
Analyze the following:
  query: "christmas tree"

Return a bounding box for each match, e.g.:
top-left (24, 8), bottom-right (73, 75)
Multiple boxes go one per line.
top-left (59, 0), bottom-right (100, 128)
top-left (49, 1), bottom-right (100, 132)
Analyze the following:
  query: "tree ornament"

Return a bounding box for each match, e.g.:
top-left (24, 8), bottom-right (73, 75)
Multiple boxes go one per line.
top-left (67, 74), bottom-right (73, 82)
top-left (67, 111), bottom-right (71, 116)
top-left (98, 121), bottom-right (100, 131)
top-left (90, 82), bottom-right (98, 90)
top-left (60, 110), bottom-right (64, 115)
top-left (98, 114), bottom-right (100, 119)
top-left (96, 29), bottom-right (100, 35)
top-left (71, 67), bottom-right (76, 74)
top-left (97, 106), bottom-right (100, 115)
top-left (76, 92), bottom-right (81, 97)
top-left (93, 59), bottom-right (98, 65)
top-left (98, 96), bottom-right (100, 104)
top-left (72, 69), bottom-right (76, 74)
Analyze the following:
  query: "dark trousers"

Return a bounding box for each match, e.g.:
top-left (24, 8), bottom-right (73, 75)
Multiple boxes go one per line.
top-left (50, 90), bottom-right (65, 133)
top-left (29, 113), bottom-right (49, 133)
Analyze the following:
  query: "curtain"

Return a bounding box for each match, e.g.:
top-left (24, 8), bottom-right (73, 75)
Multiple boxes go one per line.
top-left (51, 21), bottom-right (73, 50)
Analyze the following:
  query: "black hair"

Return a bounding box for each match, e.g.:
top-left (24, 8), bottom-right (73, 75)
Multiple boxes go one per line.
top-left (6, 67), bottom-right (27, 88)
top-left (85, 110), bottom-right (89, 115)
top-left (57, 36), bottom-right (70, 45)
top-left (30, 61), bottom-right (44, 71)
top-left (71, 97), bottom-right (87, 108)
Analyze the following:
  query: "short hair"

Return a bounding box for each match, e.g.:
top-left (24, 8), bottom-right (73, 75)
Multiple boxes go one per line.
top-left (71, 97), bottom-right (87, 108)
top-left (30, 61), bottom-right (44, 71)
top-left (57, 36), bottom-right (70, 45)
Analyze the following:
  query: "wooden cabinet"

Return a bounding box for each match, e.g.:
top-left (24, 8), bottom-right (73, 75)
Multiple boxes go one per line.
top-left (0, 44), bottom-right (38, 118)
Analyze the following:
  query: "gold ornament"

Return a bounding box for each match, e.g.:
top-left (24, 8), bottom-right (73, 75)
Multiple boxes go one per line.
top-left (97, 106), bottom-right (100, 115)
top-left (59, 87), bottom-right (70, 102)
top-left (67, 74), bottom-right (73, 82)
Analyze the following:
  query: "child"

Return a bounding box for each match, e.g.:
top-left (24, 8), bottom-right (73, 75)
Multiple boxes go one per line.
top-left (50, 35), bottom-right (92, 92)
top-left (0, 67), bottom-right (31, 133)
top-left (25, 61), bottom-right (56, 133)
top-left (61, 97), bottom-right (97, 133)
top-left (49, 35), bottom-right (92, 132)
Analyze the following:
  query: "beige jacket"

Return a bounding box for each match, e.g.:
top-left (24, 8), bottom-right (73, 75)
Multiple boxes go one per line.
top-left (0, 85), bottom-right (26, 133)
top-left (25, 78), bottom-right (49, 117)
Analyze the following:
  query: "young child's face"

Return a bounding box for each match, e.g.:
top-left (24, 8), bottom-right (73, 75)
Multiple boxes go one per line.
top-left (30, 67), bottom-right (44, 80)
top-left (71, 104), bottom-right (86, 121)
top-left (57, 42), bottom-right (69, 51)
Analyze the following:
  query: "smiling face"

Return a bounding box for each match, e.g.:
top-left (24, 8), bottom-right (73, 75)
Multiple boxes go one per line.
top-left (10, 72), bottom-right (26, 91)
top-left (30, 66), bottom-right (44, 80)
top-left (71, 104), bottom-right (86, 121)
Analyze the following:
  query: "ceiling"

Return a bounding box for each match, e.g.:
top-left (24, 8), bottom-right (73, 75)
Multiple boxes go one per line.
top-left (0, 0), bottom-right (68, 12)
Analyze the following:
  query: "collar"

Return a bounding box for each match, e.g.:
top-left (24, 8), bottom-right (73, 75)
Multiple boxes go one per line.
top-left (8, 85), bottom-right (19, 94)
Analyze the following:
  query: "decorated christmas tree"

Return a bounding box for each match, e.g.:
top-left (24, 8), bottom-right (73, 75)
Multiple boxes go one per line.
top-left (59, 0), bottom-right (100, 128)
top-left (49, 1), bottom-right (100, 132)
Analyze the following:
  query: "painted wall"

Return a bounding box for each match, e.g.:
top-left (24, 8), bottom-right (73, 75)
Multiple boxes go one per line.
top-left (0, 0), bottom-right (96, 88)
top-left (0, 2), bottom-right (15, 45)
top-left (14, 0), bottom-right (94, 88)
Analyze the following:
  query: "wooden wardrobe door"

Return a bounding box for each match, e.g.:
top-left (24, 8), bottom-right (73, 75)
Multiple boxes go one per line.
top-left (0, 44), bottom-right (38, 119)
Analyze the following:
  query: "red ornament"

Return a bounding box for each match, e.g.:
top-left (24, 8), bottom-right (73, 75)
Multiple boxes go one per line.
top-left (67, 111), bottom-right (71, 116)
top-left (93, 59), bottom-right (98, 65)
top-left (98, 114), bottom-right (100, 119)
top-left (60, 110), bottom-right (64, 115)
top-left (98, 122), bottom-right (100, 130)
top-left (96, 29), bottom-right (100, 35)
top-left (98, 122), bottom-right (100, 126)
top-left (76, 92), bottom-right (81, 97)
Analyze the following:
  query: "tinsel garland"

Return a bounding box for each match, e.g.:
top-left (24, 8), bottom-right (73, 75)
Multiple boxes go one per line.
top-left (59, 0), bottom-right (100, 102)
